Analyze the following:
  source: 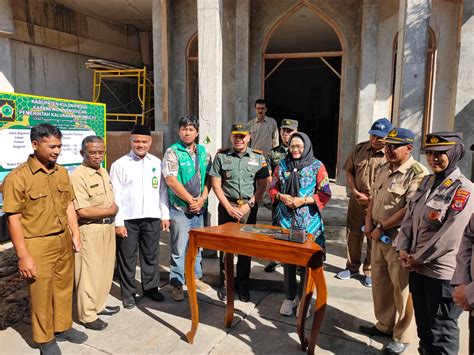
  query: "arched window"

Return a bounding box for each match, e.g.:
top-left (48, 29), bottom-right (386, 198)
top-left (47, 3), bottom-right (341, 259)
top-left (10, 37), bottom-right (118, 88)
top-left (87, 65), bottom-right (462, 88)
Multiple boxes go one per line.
top-left (186, 33), bottom-right (198, 116)
top-left (390, 28), bottom-right (436, 138)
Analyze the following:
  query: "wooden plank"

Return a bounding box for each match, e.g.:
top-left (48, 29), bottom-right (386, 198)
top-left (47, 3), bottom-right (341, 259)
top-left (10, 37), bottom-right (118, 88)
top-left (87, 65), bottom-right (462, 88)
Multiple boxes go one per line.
top-left (264, 51), bottom-right (343, 59)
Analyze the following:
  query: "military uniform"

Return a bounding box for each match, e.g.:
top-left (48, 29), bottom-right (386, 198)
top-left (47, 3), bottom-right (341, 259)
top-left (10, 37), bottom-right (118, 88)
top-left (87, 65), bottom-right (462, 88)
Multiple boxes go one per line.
top-left (267, 145), bottom-right (288, 176)
top-left (343, 140), bottom-right (386, 276)
top-left (71, 164), bottom-right (116, 324)
top-left (397, 132), bottom-right (473, 354)
top-left (2, 155), bottom-right (75, 344)
top-left (368, 128), bottom-right (428, 347)
top-left (209, 132), bottom-right (269, 294)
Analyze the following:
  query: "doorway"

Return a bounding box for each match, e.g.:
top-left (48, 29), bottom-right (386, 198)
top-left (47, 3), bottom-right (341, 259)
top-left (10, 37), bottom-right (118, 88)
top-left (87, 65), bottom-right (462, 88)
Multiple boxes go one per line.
top-left (262, 5), bottom-right (343, 177)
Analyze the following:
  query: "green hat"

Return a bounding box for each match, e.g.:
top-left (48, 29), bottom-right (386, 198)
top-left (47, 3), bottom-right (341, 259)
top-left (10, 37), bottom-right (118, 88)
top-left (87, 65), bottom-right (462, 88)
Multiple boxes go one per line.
top-left (421, 132), bottom-right (464, 152)
top-left (231, 122), bottom-right (249, 135)
top-left (281, 119), bottom-right (298, 130)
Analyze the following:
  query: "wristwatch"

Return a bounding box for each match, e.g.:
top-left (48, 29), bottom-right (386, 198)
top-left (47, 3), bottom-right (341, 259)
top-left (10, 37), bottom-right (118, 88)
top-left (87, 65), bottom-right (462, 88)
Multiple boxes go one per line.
top-left (247, 200), bottom-right (255, 208)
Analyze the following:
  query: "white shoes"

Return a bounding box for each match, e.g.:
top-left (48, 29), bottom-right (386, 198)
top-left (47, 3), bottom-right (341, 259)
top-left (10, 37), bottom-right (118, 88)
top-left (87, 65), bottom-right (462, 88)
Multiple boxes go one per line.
top-left (279, 297), bottom-right (299, 316)
top-left (297, 299), bottom-right (311, 319)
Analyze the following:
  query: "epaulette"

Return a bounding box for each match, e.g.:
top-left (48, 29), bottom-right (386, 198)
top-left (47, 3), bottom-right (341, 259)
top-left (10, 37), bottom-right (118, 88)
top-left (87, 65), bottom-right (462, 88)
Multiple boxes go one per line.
top-left (252, 149), bottom-right (263, 155)
top-left (217, 148), bottom-right (230, 153)
top-left (410, 162), bottom-right (424, 176)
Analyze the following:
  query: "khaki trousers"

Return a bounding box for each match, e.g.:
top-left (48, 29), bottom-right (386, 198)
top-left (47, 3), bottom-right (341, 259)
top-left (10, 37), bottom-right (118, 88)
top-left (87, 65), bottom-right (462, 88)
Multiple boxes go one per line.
top-left (371, 241), bottom-right (415, 343)
top-left (75, 223), bottom-right (116, 323)
top-left (25, 230), bottom-right (74, 344)
top-left (346, 197), bottom-right (371, 275)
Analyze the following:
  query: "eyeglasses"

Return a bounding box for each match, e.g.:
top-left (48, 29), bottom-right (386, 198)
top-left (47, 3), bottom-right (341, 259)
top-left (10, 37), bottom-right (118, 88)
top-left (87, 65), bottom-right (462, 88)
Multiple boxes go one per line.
top-left (385, 144), bottom-right (408, 151)
top-left (85, 151), bottom-right (106, 156)
top-left (289, 144), bottom-right (304, 151)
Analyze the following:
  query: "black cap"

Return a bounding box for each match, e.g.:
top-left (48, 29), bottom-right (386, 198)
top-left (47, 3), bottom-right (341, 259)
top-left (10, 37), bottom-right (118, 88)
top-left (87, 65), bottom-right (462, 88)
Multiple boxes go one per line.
top-left (131, 124), bottom-right (151, 136)
top-left (421, 132), bottom-right (464, 151)
top-left (281, 119), bottom-right (298, 130)
top-left (383, 127), bottom-right (415, 144)
top-left (231, 122), bottom-right (249, 135)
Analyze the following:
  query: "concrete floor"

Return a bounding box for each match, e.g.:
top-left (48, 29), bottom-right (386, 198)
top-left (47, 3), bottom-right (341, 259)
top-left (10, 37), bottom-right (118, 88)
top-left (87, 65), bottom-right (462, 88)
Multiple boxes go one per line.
top-left (0, 187), bottom-right (469, 354)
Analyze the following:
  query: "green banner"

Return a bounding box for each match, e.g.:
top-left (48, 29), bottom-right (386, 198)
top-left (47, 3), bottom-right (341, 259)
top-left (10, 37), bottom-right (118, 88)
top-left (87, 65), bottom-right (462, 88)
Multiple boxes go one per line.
top-left (0, 92), bottom-right (106, 208)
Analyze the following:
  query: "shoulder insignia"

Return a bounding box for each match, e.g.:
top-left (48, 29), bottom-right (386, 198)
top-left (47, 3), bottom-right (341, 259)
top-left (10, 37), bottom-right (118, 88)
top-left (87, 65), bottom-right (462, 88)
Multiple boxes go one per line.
top-left (261, 160), bottom-right (267, 168)
top-left (442, 179), bottom-right (453, 188)
top-left (252, 149), bottom-right (263, 155)
top-left (217, 148), bottom-right (230, 153)
top-left (450, 188), bottom-right (470, 212)
top-left (411, 162), bottom-right (423, 176)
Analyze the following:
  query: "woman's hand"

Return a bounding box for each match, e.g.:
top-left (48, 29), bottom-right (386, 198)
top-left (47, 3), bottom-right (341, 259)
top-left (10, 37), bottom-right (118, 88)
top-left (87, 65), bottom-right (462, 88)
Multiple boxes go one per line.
top-left (286, 197), bottom-right (306, 209)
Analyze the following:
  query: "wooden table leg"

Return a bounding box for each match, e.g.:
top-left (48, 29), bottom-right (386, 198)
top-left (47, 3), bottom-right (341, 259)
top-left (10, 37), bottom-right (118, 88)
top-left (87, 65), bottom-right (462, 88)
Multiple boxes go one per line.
top-left (297, 266), bottom-right (315, 352)
top-left (307, 265), bottom-right (327, 355)
top-left (185, 235), bottom-right (199, 344)
top-left (224, 252), bottom-right (234, 328)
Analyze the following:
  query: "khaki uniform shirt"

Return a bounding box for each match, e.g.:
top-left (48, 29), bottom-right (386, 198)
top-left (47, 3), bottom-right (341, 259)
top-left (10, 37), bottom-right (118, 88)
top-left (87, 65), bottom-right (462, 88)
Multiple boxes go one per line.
top-left (397, 168), bottom-right (473, 279)
top-left (371, 156), bottom-right (428, 239)
top-left (343, 141), bottom-right (386, 194)
top-left (266, 144), bottom-right (288, 176)
top-left (452, 215), bottom-right (474, 310)
top-left (70, 164), bottom-right (115, 224)
top-left (209, 147), bottom-right (269, 200)
top-left (248, 116), bottom-right (279, 156)
top-left (2, 155), bottom-right (75, 238)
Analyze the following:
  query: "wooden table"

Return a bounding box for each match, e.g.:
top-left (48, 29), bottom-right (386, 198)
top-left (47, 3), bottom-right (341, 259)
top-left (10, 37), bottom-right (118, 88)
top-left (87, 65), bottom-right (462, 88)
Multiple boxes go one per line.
top-left (184, 222), bottom-right (327, 354)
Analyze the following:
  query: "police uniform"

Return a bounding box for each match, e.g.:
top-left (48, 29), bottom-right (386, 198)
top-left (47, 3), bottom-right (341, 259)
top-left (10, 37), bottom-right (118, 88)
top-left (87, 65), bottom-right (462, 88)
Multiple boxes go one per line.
top-left (396, 132), bottom-right (473, 354)
top-left (2, 155), bottom-right (75, 344)
top-left (209, 123), bottom-right (269, 298)
top-left (368, 128), bottom-right (428, 347)
top-left (451, 215), bottom-right (474, 354)
top-left (71, 164), bottom-right (116, 324)
top-left (340, 118), bottom-right (392, 279)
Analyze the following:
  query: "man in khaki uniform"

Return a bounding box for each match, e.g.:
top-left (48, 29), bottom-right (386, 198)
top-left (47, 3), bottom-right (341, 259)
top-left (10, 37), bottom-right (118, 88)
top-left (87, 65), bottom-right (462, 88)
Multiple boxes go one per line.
top-left (337, 118), bottom-right (392, 286)
top-left (71, 136), bottom-right (119, 331)
top-left (2, 123), bottom-right (87, 354)
top-left (248, 98), bottom-right (279, 157)
top-left (360, 127), bottom-right (428, 354)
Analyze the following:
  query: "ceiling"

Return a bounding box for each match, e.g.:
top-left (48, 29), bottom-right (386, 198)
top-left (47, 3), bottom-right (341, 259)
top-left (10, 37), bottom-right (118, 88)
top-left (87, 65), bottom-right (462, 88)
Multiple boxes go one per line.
top-left (54, 0), bottom-right (152, 29)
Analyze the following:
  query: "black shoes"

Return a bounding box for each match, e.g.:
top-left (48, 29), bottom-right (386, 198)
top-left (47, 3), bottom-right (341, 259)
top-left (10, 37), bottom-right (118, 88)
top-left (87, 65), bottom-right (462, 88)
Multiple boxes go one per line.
top-left (123, 296), bottom-right (136, 309)
top-left (264, 261), bottom-right (280, 273)
top-left (238, 287), bottom-right (250, 303)
top-left (384, 340), bottom-right (408, 354)
top-left (55, 328), bottom-right (88, 344)
top-left (98, 305), bottom-right (120, 316)
top-left (82, 318), bottom-right (108, 331)
top-left (359, 325), bottom-right (392, 338)
top-left (143, 288), bottom-right (165, 302)
top-left (39, 339), bottom-right (61, 355)
top-left (217, 287), bottom-right (227, 301)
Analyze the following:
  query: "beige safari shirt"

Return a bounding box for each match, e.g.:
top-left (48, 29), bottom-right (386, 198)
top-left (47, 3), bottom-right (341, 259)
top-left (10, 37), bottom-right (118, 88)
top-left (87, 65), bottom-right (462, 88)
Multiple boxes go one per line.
top-left (248, 116), bottom-right (279, 156)
top-left (371, 156), bottom-right (428, 230)
top-left (343, 140), bottom-right (386, 194)
top-left (2, 155), bottom-right (75, 238)
top-left (70, 164), bottom-right (115, 224)
top-left (397, 168), bottom-right (473, 279)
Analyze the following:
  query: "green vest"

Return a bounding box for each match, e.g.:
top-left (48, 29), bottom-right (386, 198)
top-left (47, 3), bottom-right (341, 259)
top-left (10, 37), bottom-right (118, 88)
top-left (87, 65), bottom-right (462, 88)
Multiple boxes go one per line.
top-left (168, 141), bottom-right (208, 208)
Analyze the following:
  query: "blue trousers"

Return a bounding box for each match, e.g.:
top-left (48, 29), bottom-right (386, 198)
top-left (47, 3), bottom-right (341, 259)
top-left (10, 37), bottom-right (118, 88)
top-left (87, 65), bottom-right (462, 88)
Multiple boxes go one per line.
top-left (169, 207), bottom-right (203, 287)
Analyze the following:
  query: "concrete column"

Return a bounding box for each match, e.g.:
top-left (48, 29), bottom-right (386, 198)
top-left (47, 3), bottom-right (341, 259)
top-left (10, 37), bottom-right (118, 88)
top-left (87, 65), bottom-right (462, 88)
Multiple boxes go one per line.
top-left (355, 0), bottom-right (380, 143)
top-left (454, 1), bottom-right (474, 179)
top-left (152, 0), bottom-right (170, 143)
top-left (392, 0), bottom-right (432, 158)
top-left (0, 0), bottom-right (14, 92)
top-left (235, 0), bottom-right (250, 122)
top-left (198, 0), bottom-right (223, 226)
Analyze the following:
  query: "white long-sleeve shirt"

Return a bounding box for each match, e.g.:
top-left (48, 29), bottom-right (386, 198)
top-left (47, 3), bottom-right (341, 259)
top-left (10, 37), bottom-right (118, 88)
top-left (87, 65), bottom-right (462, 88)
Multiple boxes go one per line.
top-left (110, 151), bottom-right (170, 226)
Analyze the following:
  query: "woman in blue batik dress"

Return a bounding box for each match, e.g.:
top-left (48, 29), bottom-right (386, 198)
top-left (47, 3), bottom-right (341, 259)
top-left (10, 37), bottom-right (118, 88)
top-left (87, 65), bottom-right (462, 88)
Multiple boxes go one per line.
top-left (269, 132), bottom-right (331, 317)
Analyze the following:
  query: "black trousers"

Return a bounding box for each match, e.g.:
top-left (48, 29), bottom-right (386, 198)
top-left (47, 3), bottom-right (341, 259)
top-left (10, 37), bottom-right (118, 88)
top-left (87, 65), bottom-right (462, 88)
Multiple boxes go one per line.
top-left (284, 264), bottom-right (306, 300)
top-left (116, 218), bottom-right (161, 298)
top-left (470, 313), bottom-right (474, 355)
top-left (409, 272), bottom-right (463, 355)
top-left (218, 202), bottom-right (258, 290)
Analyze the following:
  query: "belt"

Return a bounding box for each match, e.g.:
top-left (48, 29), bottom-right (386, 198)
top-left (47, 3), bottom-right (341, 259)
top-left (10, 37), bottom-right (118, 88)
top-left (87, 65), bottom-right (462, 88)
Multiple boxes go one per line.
top-left (227, 197), bottom-right (249, 207)
top-left (84, 217), bottom-right (115, 225)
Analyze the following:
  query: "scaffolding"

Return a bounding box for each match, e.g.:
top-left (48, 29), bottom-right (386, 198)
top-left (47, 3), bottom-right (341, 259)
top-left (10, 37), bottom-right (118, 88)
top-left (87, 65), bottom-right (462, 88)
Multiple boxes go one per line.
top-left (88, 60), bottom-right (154, 127)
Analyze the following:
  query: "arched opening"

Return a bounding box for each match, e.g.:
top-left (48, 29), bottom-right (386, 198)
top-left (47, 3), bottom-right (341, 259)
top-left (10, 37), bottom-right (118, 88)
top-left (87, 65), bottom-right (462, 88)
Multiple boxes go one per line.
top-left (390, 28), bottom-right (436, 142)
top-left (262, 4), bottom-right (344, 178)
top-left (186, 32), bottom-right (199, 116)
